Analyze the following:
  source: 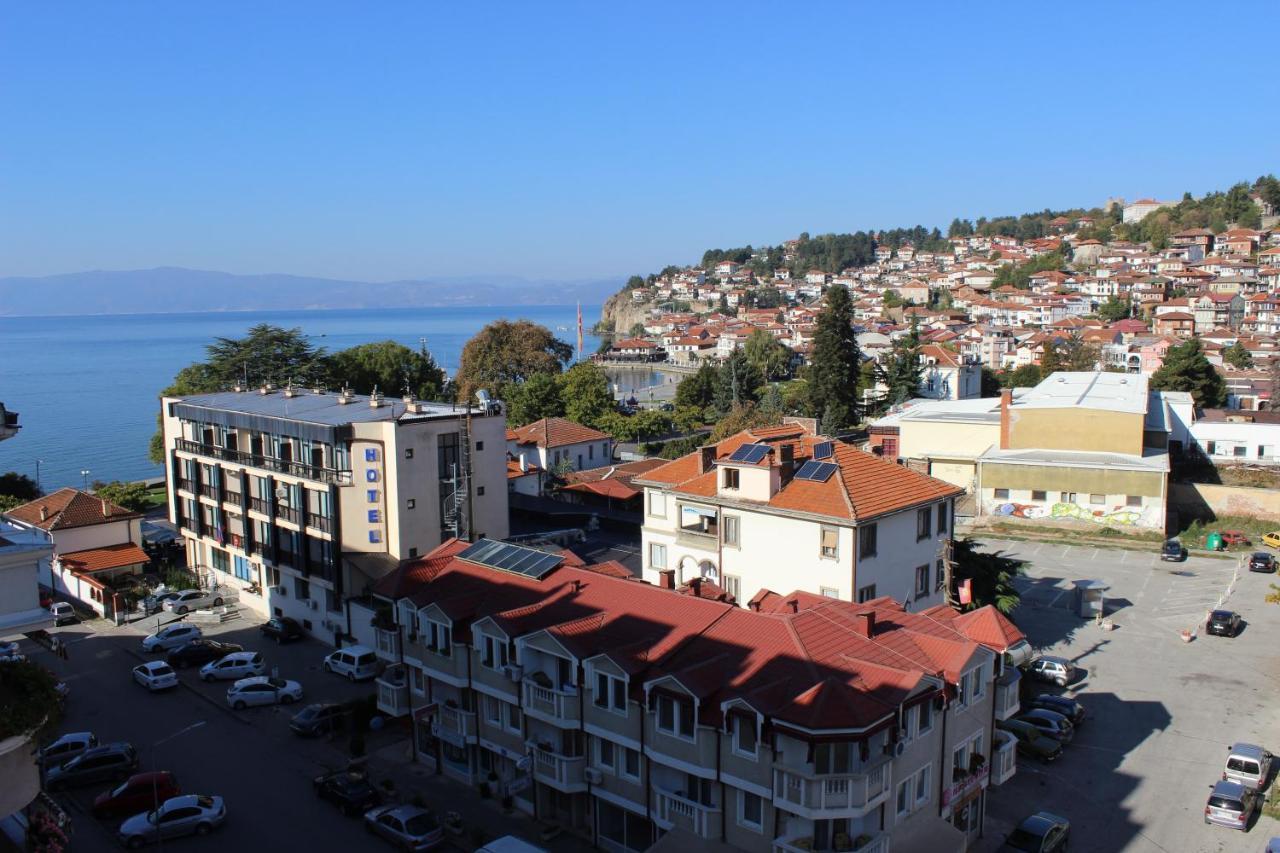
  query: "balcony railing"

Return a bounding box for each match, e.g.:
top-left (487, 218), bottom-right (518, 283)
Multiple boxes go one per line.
top-left (198, 483), bottom-right (219, 500)
top-left (774, 831), bottom-right (888, 853)
top-left (995, 668), bottom-right (1021, 721)
top-left (432, 705), bottom-right (478, 746)
top-left (942, 762), bottom-right (989, 810)
top-left (655, 788), bottom-right (721, 840)
top-left (529, 745), bottom-right (586, 792)
top-left (177, 478), bottom-right (195, 493)
top-left (248, 497), bottom-right (271, 514)
top-left (306, 513), bottom-right (332, 533)
top-left (522, 682), bottom-right (581, 726)
top-left (992, 730), bottom-right (1017, 786)
top-left (376, 664), bottom-right (410, 718)
top-left (227, 533), bottom-right (244, 549)
top-left (773, 761), bottom-right (892, 818)
top-left (374, 626), bottom-right (401, 662)
top-left (174, 438), bottom-right (353, 485)
top-left (224, 491), bottom-right (243, 507)
top-left (277, 505), bottom-right (301, 525)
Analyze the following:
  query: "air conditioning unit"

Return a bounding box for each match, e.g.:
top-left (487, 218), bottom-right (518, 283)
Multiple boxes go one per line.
top-left (584, 768), bottom-right (603, 785)
top-left (271, 585), bottom-right (287, 596)
top-left (884, 740), bottom-right (906, 757)
top-left (308, 599), bottom-right (319, 611)
top-left (503, 664), bottom-right (524, 682)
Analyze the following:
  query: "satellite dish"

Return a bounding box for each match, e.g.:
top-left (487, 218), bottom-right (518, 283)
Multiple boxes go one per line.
top-left (275, 486), bottom-right (289, 502)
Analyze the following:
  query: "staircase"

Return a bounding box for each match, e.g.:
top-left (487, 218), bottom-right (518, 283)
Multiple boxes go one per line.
top-left (442, 412), bottom-right (473, 541)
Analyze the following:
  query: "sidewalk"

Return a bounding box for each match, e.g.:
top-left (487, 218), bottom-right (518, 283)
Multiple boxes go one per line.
top-left (365, 741), bottom-right (590, 852)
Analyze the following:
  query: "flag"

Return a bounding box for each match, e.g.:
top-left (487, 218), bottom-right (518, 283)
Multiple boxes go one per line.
top-left (958, 578), bottom-right (972, 605)
top-left (576, 302), bottom-right (583, 363)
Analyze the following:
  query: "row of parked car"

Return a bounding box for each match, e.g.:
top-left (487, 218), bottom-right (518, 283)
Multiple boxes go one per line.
top-left (1204, 742), bottom-right (1274, 832)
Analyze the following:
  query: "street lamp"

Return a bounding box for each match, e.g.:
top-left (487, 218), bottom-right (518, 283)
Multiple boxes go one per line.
top-left (34, 459), bottom-right (42, 492)
top-left (151, 720), bottom-right (206, 851)
top-left (80, 470), bottom-right (90, 491)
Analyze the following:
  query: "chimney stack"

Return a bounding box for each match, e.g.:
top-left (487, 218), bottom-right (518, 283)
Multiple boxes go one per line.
top-left (855, 611), bottom-right (876, 638)
top-left (101, 499), bottom-right (109, 516)
top-left (39, 506), bottom-right (48, 522)
top-left (788, 598), bottom-right (799, 613)
top-left (658, 570), bottom-right (676, 590)
top-left (999, 388), bottom-right (1013, 450)
top-left (688, 577), bottom-right (702, 597)
top-left (699, 446), bottom-right (716, 474)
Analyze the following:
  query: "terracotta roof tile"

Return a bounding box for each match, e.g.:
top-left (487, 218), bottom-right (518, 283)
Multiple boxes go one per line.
top-left (6, 488), bottom-right (140, 532)
top-left (58, 542), bottom-right (150, 573)
top-left (508, 417), bottom-right (609, 449)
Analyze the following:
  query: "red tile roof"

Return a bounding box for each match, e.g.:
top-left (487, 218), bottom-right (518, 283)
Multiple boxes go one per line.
top-left (508, 417), bottom-right (609, 449)
top-left (5, 488), bottom-right (140, 531)
top-left (58, 542), bottom-right (149, 573)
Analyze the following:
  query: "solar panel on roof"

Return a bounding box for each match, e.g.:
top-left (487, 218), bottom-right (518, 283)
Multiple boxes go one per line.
top-left (813, 441), bottom-right (834, 460)
top-left (458, 538), bottom-right (564, 580)
top-left (727, 443), bottom-right (771, 464)
top-left (793, 460), bottom-right (838, 482)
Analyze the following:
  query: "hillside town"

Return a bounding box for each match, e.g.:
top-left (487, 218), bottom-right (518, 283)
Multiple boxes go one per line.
top-left (5, 187), bottom-right (1280, 853)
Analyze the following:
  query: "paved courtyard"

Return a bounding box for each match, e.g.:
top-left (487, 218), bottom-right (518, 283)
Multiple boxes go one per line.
top-left (975, 539), bottom-right (1280, 853)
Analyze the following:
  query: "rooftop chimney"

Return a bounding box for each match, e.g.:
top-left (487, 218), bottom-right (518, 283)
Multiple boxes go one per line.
top-left (39, 506), bottom-right (48, 522)
top-left (699, 446), bottom-right (716, 473)
top-left (519, 455), bottom-right (529, 473)
top-left (101, 499), bottom-right (109, 516)
top-left (658, 570), bottom-right (676, 590)
top-left (999, 388), bottom-right (1013, 450)
top-left (855, 611), bottom-right (876, 638)
top-left (788, 598), bottom-right (799, 613)
top-left (688, 577), bottom-right (702, 597)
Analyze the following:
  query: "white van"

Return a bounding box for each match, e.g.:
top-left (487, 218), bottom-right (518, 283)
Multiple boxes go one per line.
top-left (475, 837), bottom-right (547, 853)
top-left (323, 645), bottom-right (380, 681)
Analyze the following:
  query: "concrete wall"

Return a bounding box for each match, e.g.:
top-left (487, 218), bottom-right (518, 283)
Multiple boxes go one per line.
top-left (899, 421), bottom-right (997, 464)
top-left (1170, 482), bottom-right (1280, 521)
top-left (1007, 408), bottom-right (1143, 455)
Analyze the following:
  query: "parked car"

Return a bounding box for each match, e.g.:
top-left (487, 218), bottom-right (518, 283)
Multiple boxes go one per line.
top-left (1263, 531), bottom-right (1280, 550)
top-left (0, 640), bottom-right (23, 662)
top-left (1025, 656), bottom-right (1075, 688)
top-left (1205, 779), bottom-right (1259, 830)
top-left (141, 623), bottom-right (203, 653)
top-left (142, 591), bottom-right (181, 615)
top-left (290, 703), bottom-right (350, 737)
top-left (50, 601), bottom-right (77, 626)
top-left (363, 804), bottom-right (443, 851)
top-left (999, 811), bottom-right (1070, 852)
top-left (1016, 709), bottom-right (1074, 743)
top-left (39, 732), bottom-right (98, 767)
top-left (46, 742), bottom-right (138, 790)
top-left (166, 639), bottom-right (243, 668)
top-left (1024, 694), bottom-right (1085, 726)
top-left (260, 616), bottom-right (304, 644)
top-left (1160, 538), bottom-right (1187, 562)
top-left (132, 661), bottom-right (179, 692)
top-left (1249, 552), bottom-right (1276, 573)
top-left (1224, 743), bottom-right (1273, 791)
top-left (1222, 530), bottom-right (1251, 547)
top-left (199, 651), bottom-right (265, 682)
top-left (92, 771), bottom-right (181, 819)
top-left (314, 770), bottom-right (382, 816)
top-left (118, 794), bottom-right (226, 849)
top-left (1207, 610), bottom-right (1242, 637)
top-left (997, 720), bottom-right (1062, 764)
top-left (323, 645), bottom-right (380, 681)
top-left (162, 589), bottom-right (224, 614)
top-left (226, 675), bottom-right (302, 709)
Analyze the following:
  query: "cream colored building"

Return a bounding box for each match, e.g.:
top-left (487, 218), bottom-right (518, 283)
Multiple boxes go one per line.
top-left (160, 387), bottom-right (509, 642)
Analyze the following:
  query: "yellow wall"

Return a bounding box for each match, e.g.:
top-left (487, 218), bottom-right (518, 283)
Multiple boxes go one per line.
top-left (900, 420), bottom-right (999, 461)
top-left (981, 462), bottom-right (1164, 497)
top-left (1007, 408), bottom-right (1143, 455)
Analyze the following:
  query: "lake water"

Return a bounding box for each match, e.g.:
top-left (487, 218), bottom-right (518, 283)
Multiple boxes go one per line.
top-left (0, 306), bottom-right (599, 489)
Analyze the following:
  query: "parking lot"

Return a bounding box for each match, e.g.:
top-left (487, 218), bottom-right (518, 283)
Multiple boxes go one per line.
top-left (976, 539), bottom-right (1280, 852)
top-left (20, 608), bottom-right (579, 853)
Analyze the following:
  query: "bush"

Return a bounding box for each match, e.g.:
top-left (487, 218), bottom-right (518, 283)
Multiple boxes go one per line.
top-left (0, 660), bottom-right (63, 740)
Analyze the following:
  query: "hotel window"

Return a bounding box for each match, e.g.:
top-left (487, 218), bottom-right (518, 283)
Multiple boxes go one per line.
top-left (648, 543), bottom-right (666, 571)
top-left (858, 523), bottom-right (877, 558)
top-left (1032, 490), bottom-right (1047, 502)
top-left (738, 791), bottom-right (763, 832)
top-left (294, 578), bottom-right (310, 601)
top-left (477, 486), bottom-right (485, 496)
top-left (993, 488), bottom-right (1010, 500)
top-left (476, 441), bottom-right (484, 451)
top-left (648, 491), bottom-right (666, 518)
top-left (820, 526), bottom-right (839, 559)
top-left (1126, 495), bottom-right (1142, 507)
top-left (404, 448), bottom-right (414, 459)
top-left (916, 506), bottom-right (932, 540)
top-left (915, 565), bottom-right (930, 598)
top-left (1089, 494), bottom-right (1105, 505)
top-left (722, 515), bottom-right (739, 547)
top-left (406, 498), bottom-right (415, 509)
top-left (723, 468), bottom-right (739, 490)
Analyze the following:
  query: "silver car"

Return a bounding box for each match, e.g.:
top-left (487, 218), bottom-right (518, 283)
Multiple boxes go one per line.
top-left (141, 623), bottom-right (203, 653)
top-left (39, 732), bottom-right (98, 767)
top-left (162, 589), bottom-right (224, 615)
top-left (1016, 709), bottom-right (1074, 743)
top-left (118, 794), bottom-right (226, 849)
top-left (225, 676), bottom-right (302, 709)
top-left (1205, 779), bottom-right (1258, 830)
top-left (1224, 742), bottom-right (1273, 791)
top-left (363, 804), bottom-right (443, 851)
top-left (199, 651), bottom-right (265, 682)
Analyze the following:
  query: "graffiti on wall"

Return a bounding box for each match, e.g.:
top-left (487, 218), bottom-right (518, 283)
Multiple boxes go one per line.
top-left (991, 501), bottom-right (1152, 527)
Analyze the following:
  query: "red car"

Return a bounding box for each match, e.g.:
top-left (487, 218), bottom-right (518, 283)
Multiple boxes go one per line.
top-left (1221, 531), bottom-right (1252, 547)
top-left (91, 771), bottom-right (180, 819)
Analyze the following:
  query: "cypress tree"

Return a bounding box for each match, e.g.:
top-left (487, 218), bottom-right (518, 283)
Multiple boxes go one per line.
top-left (1150, 339), bottom-right (1226, 408)
top-left (808, 285), bottom-right (862, 429)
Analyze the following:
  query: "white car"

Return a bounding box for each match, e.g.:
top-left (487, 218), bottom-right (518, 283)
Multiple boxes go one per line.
top-left (118, 794), bottom-right (226, 848)
top-left (141, 623), bottom-right (203, 653)
top-left (199, 651), bottom-right (265, 682)
top-left (162, 589), bottom-right (224, 615)
top-left (133, 661), bottom-right (179, 692)
top-left (323, 645), bottom-right (380, 681)
top-left (225, 676), bottom-right (302, 710)
top-left (39, 732), bottom-right (98, 767)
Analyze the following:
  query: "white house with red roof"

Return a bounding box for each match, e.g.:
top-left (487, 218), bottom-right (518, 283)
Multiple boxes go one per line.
top-left (507, 417), bottom-right (613, 478)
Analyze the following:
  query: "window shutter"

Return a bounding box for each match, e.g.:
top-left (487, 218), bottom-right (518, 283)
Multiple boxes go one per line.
top-left (822, 528), bottom-right (839, 549)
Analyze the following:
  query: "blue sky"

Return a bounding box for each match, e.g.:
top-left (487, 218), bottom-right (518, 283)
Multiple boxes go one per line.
top-left (2, 2), bottom-right (1276, 284)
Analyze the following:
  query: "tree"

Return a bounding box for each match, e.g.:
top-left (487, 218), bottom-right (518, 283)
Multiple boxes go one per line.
top-left (326, 340), bottom-right (445, 399)
top-left (743, 330), bottom-right (792, 381)
top-left (808, 286), bottom-right (862, 429)
top-left (881, 323), bottom-right (923, 405)
top-left (504, 373), bottom-right (565, 426)
top-left (628, 322), bottom-right (646, 338)
top-left (951, 538), bottom-right (1023, 615)
top-left (759, 384), bottom-right (785, 415)
top-left (713, 349), bottom-right (764, 416)
top-left (980, 368), bottom-right (1002, 397)
top-left (1222, 341), bottom-right (1253, 369)
top-left (455, 320), bottom-right (572, 398)
top-left (752, 286), bottom-right (784, 309)
top-left (1096, 296), bottom-right (1130, 323)
top-left (624, 275), bottom-right (647, 291)
top-left (675, 364), bottom-right (718, 413)
top-left (93, 480), bottom-right (152, 512)
top-left (0, 472), bottom-right (40, 504)
top-left (881, 289), bottom-right (905, 309)
top-left (559, 363), bottom-right (614, 428)
top-left (1005, 364), bottom-right (1042, 388)
top-left (1150, 339), bottom-right (1227, 408)
top-left (1040, 335), bottom-right (1099, 374)
top-left (708, 403), bottom-right (780, 443)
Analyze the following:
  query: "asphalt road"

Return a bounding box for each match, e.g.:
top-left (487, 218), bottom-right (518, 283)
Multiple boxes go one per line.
top-left (975, 539), bottom-right (1280, 853)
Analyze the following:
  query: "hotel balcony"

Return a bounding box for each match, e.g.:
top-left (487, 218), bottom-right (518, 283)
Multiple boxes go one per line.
top-left (223, 491), bottom-right (243, 508)
top-left (174, 438), bottom-right (352, 485)
top-left (376, 664), bottom-right (410, 718)
top-left (654, 788), bottom-right (721, 840)
top-left (992, 729), bottom-right (1017, 786)
top-left (522, 681), bottom-right (581, 727)
top-left (431, 704), bottom-right (478, 747)
top-left (773, 760), bottom-right (892, 819)
top-left (529, 744), bottom-right (586, 793)
top-left (305, 513), bottom-right (332, 534)
top-left (995, 668), bottom-right (1021, 721)
top-left (774, 831), bottom-right (889, 853)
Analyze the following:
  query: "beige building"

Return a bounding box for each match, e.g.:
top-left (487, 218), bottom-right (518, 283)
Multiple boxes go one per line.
top-left (160, 387), bottom-right (509, 642)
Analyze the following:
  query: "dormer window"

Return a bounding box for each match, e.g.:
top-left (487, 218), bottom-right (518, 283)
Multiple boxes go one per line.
top-left (731, 714), bottom-right (757, 758)
top-left (723, 468), bottom-right (740, 490)
top-left (480, 634), bottom-right (508, 670)
top-left (655, 693), bottom-right (695, 740)
top-left (594, 672), bottom-right (627, 714)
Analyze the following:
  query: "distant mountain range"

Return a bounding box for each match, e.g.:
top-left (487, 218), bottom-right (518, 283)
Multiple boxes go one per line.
top-left (0, 267), bottom-right (622, 316)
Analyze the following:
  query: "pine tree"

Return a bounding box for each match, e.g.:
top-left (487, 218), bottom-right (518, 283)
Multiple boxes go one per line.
top-left (1150, 339), bottom-right (1226, 408)
top-left (1222, 341), bottom-right (1253, 369)
top-left (882, 322), bottom-right (923, 404)
top-left (808, 286), bottom-right (862, 429)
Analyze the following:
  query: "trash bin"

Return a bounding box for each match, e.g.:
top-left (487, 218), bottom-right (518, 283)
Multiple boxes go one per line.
top-left (1206, 532), bottom-right (1223, 552)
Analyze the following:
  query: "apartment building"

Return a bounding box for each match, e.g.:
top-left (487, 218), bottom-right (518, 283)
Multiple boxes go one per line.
top-left (361, 536), bottom-right (1028, 853)
top-left (634, 424), bottom-right (962, 610)
top-left (0, 517), bottom-right (54, 637)
top-left (159, 386), bottom-right (509, 642)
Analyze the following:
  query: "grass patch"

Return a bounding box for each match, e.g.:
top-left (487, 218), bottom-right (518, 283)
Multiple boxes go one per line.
top-left (1178, 514), bottom-right (1280, 545)
top-left (1264, 781), bottom-right (1280, 821)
